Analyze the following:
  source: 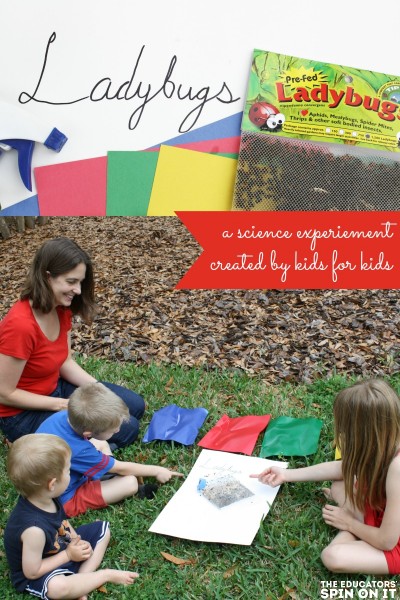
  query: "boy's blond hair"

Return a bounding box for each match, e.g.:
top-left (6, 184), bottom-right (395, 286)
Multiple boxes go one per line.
top-left (68, 382), bottom-right (130, 436)
top-left (7, 434), bottom-right (71, 498)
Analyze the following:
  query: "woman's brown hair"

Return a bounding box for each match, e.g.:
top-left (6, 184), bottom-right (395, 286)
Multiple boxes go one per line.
top-left (334, 379), bottom-right (400, 512)
top-left (21, 237), bottom-right (96, 323)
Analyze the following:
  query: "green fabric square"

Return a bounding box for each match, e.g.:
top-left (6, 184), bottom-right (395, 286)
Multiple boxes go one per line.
top-left (260, 416), bottom-right (323, 457)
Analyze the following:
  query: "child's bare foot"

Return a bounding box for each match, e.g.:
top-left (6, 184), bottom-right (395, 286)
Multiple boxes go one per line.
top-left (322, 487), bottom-right (333, 500)
top-left (106, 569), bottom-right (139, 585)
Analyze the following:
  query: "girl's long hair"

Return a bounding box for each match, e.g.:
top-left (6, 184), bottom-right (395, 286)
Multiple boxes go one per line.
top-left (334, 379), bottom-right (400, 512)
top-left (21, 237), bottom-right (97, 323)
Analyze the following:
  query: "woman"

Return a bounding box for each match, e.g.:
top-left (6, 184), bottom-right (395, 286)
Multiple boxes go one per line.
top-left (0, 237), bottom-right (144, 449)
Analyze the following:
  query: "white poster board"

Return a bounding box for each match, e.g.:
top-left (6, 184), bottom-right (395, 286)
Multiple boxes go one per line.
top-left (149, 449), bottom-right (287, 545)
top-left (1, 1), bottom-right (400, 208)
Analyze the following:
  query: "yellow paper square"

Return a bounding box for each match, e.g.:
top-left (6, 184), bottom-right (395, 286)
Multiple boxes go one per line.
top-left (147, 145), bottom-right (236, 215)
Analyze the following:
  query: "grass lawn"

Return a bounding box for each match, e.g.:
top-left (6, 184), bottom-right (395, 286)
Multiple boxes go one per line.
top-left (0, 360), bottom-right (399, 599)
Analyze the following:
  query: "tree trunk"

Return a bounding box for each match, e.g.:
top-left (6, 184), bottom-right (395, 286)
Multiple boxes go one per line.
top-left (37, 217), bottom-right (49, 225)
top-left (24, 217), bottom-right (36, 229)
top-left (16, 217), bottom-right (25, 232)
top-left (0, 217), bottom-right (11, 239)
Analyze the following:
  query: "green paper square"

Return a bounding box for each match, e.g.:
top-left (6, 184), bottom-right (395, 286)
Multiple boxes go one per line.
top-left (106, 151), bottom-right (159, 216)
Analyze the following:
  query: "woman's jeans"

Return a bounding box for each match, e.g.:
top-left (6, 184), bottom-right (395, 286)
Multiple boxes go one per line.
top-left (0, 378), bottom-right (145, 449)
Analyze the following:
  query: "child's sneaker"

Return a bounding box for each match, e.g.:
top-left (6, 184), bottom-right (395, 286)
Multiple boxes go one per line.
top-left (138, 483), bottom-right (158, 499)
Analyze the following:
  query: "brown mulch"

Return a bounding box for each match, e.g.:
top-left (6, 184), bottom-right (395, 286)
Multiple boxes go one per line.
top-left (1, 217), bottom-right (399, 384)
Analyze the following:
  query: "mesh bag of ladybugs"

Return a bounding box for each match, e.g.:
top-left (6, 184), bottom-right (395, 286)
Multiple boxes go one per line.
top-left (232, 50), bottom-right (400, 211)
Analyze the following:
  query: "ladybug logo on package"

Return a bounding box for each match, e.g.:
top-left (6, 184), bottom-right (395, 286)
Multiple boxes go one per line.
top-left (249, 102), bottom-right (285, 131)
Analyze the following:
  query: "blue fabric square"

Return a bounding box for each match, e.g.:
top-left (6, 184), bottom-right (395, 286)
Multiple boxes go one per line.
top-left (143, 404), bottom-right (208, 445)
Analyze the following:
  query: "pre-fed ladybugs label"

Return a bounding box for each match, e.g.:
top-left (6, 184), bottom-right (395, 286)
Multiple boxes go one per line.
top-left (243, 50), bottom-right (400, 152)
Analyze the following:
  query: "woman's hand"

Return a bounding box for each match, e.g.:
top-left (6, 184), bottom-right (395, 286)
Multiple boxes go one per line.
top-left (89, 438), bottom-right (113, 455)
top-left (56, 398), bottom-right (69, 411)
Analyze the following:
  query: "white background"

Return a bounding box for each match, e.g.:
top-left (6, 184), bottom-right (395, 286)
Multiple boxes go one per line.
top-left (1, 0), bottom-right (399, 208)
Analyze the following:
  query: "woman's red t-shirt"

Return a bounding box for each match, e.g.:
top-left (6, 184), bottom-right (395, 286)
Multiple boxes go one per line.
top-left (0, 299), bottom-right (72, 417)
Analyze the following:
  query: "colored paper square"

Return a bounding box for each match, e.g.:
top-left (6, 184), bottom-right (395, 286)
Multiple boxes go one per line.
top-left (147, 112), bottom-right (243, 148)
top-left (35, 157), bottom-right (107, 216)
top-left (158, 112), bottom-right (242, 146)
top-left (259, 416), bottom-right (323, 457)
top-left (147, 145), bottom-right (237, 215)
top-left (198, 414), bottom-right (271, 456)
top-left (148, 136), bottom-right (241, 156)
top-left (0, 195), bottom-right (39, 216)
top-left (106, 151), bottom-right (159, 216)
top-left (175, 136), bottom-right (240, 156)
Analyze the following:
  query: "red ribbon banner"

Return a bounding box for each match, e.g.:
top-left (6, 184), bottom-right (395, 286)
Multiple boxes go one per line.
top-left (175, 211), bottom-right (400, 289)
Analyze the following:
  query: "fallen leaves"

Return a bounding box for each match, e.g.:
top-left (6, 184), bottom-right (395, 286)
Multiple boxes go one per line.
top-left (160, 551), bottom-right (196, 566)
top-left (223, 564), bottom-right (238, 579)
top-left (97, 585), bottom-right (108, 593)
top-left (279, 587), bottom-right (298, 600)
